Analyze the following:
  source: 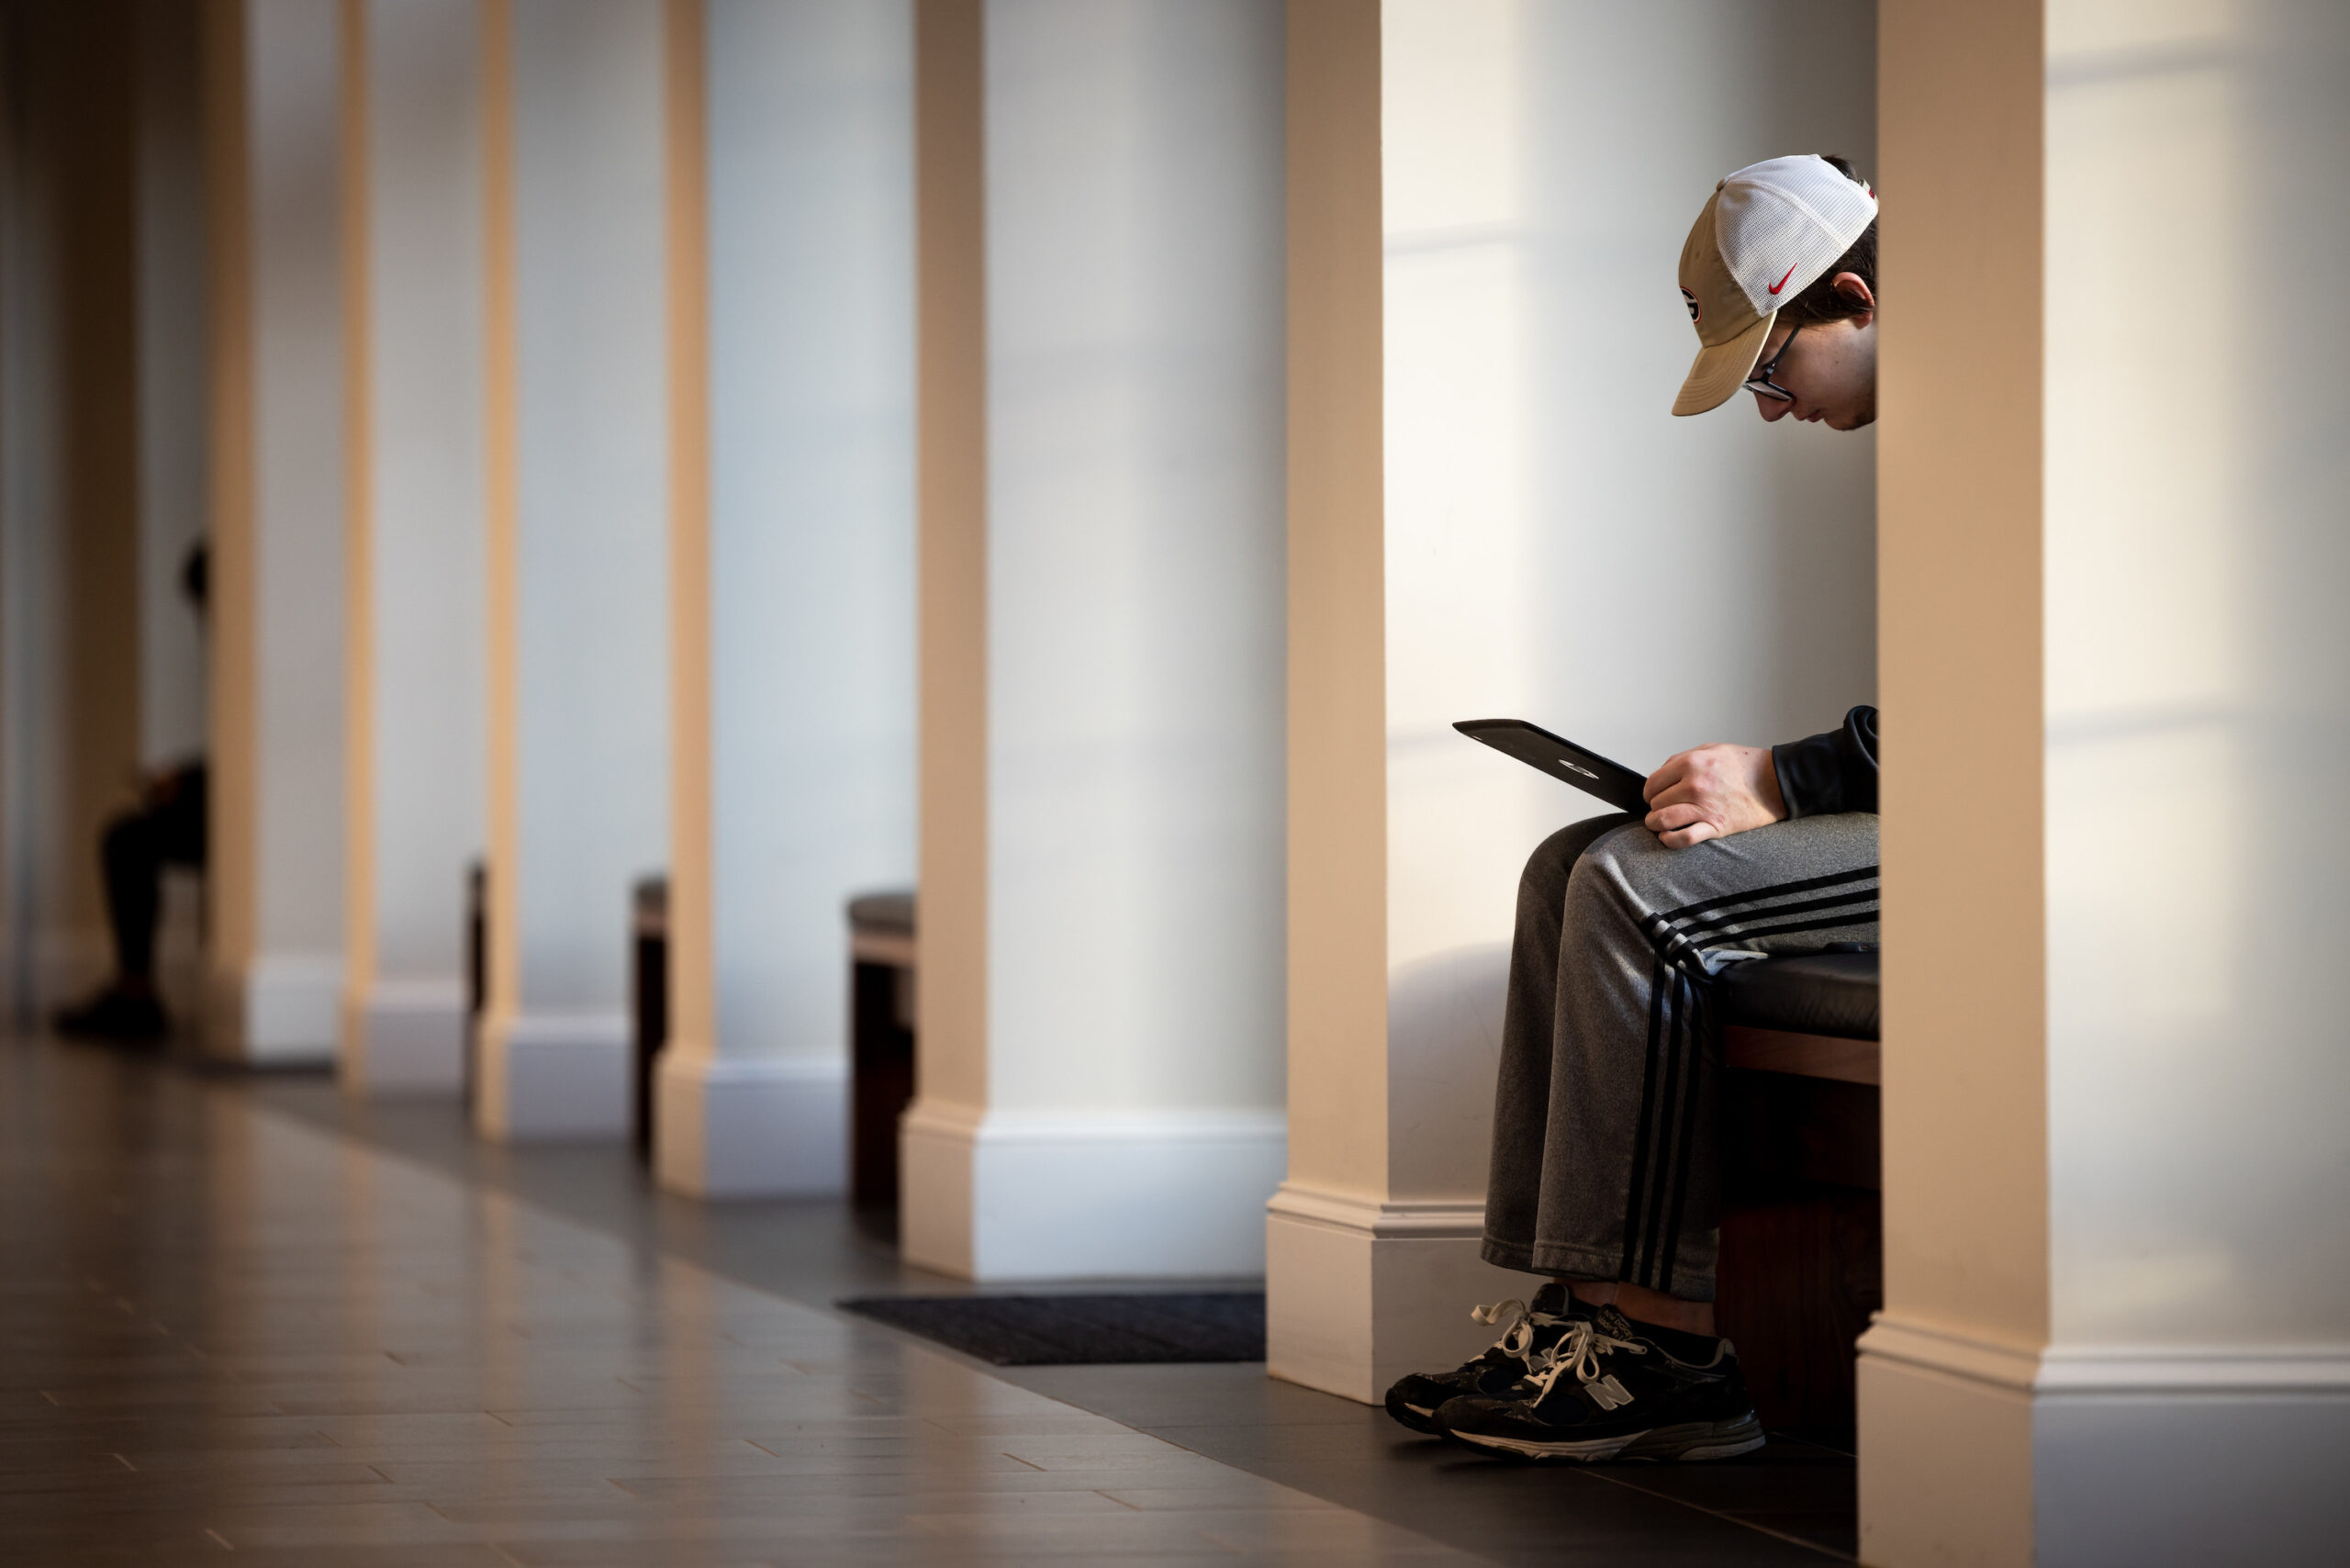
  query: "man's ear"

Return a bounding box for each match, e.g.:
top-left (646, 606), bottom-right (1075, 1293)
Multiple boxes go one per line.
top-left (1831, 271), bottom-right (1875, 328)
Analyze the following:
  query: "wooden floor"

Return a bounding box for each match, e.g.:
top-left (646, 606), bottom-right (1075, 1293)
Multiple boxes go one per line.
top-left (1, 1035), bottom-right (1854, 1566)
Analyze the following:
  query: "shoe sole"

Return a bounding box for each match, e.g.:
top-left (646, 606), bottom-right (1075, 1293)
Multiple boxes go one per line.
top-left (1442, 1413), bottom-right (1765, 1464)
top-left (1382, 1397), bottom-right (1442, 1436)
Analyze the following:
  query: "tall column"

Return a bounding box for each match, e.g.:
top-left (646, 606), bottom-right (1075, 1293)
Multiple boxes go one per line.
top-left (653, 0), bottom-right (915, 1197)
top-left (901, 0), bottom-right (1287, 1280)
top-left (1859, 2), bottom-right (2350, 1562)
top-left (474, 0), bottom-right (668, 1140)
top-left (0, 0), bottom-right (144, 1013)
top-left (338, 0), bottom-right (487, 1095)
top-left (1270, 0), bottom-right (1877, 1402)
top-left (203, 0), bottom-right (347, 1063)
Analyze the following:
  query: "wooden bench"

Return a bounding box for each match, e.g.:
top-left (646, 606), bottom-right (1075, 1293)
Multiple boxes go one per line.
top-left (631, 877), bottom-right (669, 1159)
top-left (623, 879), bottom-right (901, 1184)
top-left (1712, 949), bottom-right (1882, 1441)
top-left (847, 891), bottom-right (917, 1208)
top-left (464, 860), bottom-right (487, 1109)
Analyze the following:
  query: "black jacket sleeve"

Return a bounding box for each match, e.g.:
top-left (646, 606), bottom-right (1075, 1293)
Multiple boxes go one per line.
top-left (1771, 705), bottom-right (1878, 817)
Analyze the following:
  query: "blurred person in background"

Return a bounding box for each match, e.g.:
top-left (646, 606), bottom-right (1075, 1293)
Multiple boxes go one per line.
top-left (53, 542), bottom-right (209, 1044)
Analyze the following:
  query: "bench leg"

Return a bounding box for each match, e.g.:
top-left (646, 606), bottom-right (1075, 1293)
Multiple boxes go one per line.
top-left (1716, 1182), bottom-right (1882, 1443)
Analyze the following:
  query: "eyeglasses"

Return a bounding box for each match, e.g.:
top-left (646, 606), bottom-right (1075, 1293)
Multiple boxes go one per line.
top-left (1743, 322), bottom-right (1802, 403)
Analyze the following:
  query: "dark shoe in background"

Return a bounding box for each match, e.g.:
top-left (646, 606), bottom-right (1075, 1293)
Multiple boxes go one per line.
top-left (52, 986), bottom-right (168, 1044)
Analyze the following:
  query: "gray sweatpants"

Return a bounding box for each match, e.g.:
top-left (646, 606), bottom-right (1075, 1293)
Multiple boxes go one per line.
top-left (1482, 813), bottom-right (1880, 1302)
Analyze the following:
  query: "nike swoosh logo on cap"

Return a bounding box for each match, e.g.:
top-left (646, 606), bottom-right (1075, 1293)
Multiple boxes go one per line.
top-left (1767, 264), bottom-right (1797, 296)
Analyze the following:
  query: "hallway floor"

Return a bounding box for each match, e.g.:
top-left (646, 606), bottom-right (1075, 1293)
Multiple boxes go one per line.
top-left (2, 1035), bottom-right (1855, 1565)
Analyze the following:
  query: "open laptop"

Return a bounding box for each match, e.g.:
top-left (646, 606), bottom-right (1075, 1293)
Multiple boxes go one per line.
top-left (1453, 719), bottom-right (1650, 815)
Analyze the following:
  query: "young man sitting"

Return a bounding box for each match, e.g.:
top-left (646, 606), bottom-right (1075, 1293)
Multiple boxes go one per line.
top-left (1384, 155), bottom-right (1883, 1462)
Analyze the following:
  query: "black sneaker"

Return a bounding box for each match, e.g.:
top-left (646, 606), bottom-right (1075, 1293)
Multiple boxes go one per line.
top-left (1382, 1283), bottom-right (1583, 1435)
top-left (1431, 1305), bottom-right (1763, 1462)
top-left (52, 985), bottom-right (167, 1043)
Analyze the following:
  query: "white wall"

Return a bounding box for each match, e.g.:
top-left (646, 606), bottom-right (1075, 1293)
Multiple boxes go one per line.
top-left (342, 0), bottom-right (486, 1093)
top-left (365, 0), bottom-right (484, 987)
top-left (654, 0), bottom-right (917, 1195)
top-left (708, 0), bottom-right (914, 1072)
top-left (1381, 0), bottom-right (1877, 1198)
top-left (476, 0), bottom-right (668, 1138)
top-left (229, 0), bottom-right (346, 1058)
top-left (982, 0), bottom-right (1287, 1120)
top-left (509, 0), bottom-right (667, 1015)
top-left (2043, 0), bottom-right (2349, 1356)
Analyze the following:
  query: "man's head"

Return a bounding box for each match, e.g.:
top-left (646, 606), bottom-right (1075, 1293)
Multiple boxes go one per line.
top-left (1673, 155), bottom-right (1878, 431)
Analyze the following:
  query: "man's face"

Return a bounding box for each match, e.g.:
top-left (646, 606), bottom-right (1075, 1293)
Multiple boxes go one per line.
top-left (1750, 274), bottom-right (1876, 431)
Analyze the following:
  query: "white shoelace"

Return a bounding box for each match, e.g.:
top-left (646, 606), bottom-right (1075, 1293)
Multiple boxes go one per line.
top-left (1521, 1318), bottom-right (1649, 1408)
top-left (1467, 1297), bottom-right (1566, 1367)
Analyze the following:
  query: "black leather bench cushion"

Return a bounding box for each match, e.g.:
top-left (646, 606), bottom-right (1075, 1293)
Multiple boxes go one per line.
top-left (1714, 951), bottom-right (1879, 1041)
top-left (848, 890), bottom-right (916, 938)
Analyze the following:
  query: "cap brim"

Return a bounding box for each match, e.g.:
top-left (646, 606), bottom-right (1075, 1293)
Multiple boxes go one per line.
top-left (1671, 313), bottom-right (1774, 417)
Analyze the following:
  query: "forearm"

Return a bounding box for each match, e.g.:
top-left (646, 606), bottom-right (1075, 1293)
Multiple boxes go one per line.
top-left (1771, 705), bottom-right (1879, 817)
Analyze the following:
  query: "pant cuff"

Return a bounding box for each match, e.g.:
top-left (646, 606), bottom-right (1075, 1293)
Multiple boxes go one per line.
top-left (1522, 1241), bottom-right (1718, 1303)
top-left (1480, 1236), bottom-right (1536, 1273)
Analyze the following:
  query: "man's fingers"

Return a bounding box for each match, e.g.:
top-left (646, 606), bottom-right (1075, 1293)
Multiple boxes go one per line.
top-left (1660, 821), bottom-right (1720, 849)
top-left (1647, 781), bottom-right (1700, 812)
top-left (1643, 755), bottom-right (1692, 804)
top-left (1646, 802), bottom-right (1707, 833)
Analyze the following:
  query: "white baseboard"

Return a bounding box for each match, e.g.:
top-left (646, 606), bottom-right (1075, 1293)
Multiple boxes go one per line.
top-left (1263, 1182), bottom-right (1529, 1405)
top-left (1856, 1317), bottom-right (2039, 1567)
top-left (2032, 1354), bottom-right (2350, 1564)
top-left (899, 1100), bottom-right (1286, 1281)
top-left (1859, 1313), bottom-right (2350, 1565)
top-left (473, 1009), bottom-right (631, 1141)
top-left (205, 953), bottom-right (343, 1065)
top-left (340, 979), bottom-right (466, 1096)
top-left (652, 1048), bottom-right (847, 1198)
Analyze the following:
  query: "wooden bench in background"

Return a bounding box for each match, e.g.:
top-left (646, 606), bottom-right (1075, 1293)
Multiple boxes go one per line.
top-left (619, 879), bottom-right (912, 1185)
top-left (631, 877), bottom-right (669, 1160)
top-left (847, 891), bottom-right (917, 1210)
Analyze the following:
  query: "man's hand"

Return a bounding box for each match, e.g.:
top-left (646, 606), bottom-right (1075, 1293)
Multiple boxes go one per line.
top-left (1643, 744), bottom-right (1787, 849)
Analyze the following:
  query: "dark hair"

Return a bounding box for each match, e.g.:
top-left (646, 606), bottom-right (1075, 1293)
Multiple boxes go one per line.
top-left (1779, 155), bottom-right (1875, 326)
top-left (181, 540), bottom-right (207, 612)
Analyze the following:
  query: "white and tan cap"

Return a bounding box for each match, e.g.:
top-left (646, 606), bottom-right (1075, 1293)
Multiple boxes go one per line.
top-left (1673, 155), bottom-right (1877, 416)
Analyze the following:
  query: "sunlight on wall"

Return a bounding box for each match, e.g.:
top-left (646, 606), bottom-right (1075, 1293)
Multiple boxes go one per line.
top-left (982, 0), bottom-right (1286, 1114)
top-left (2044, 0), bottom-right (2350, 1345)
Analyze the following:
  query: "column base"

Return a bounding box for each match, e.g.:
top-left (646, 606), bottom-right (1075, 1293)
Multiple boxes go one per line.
top-left (1263, 1182), bottom-right (1527, 1405)
top-left (652, 1048), bottom-right (848, 1198)
top-left (1859, 1314), bottom-right (2350, 1565)
top-left (204, 954), bottom-right (343, 1066)
top-left (473, 1010), bottom-right (631, 1141)
top-left (900, 1101), bottom-right (1286, 1281)
top-left (1855, 1316), bottom-right (2038, 1566)
top-left (339, 980), bottom-right (466, 1095)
